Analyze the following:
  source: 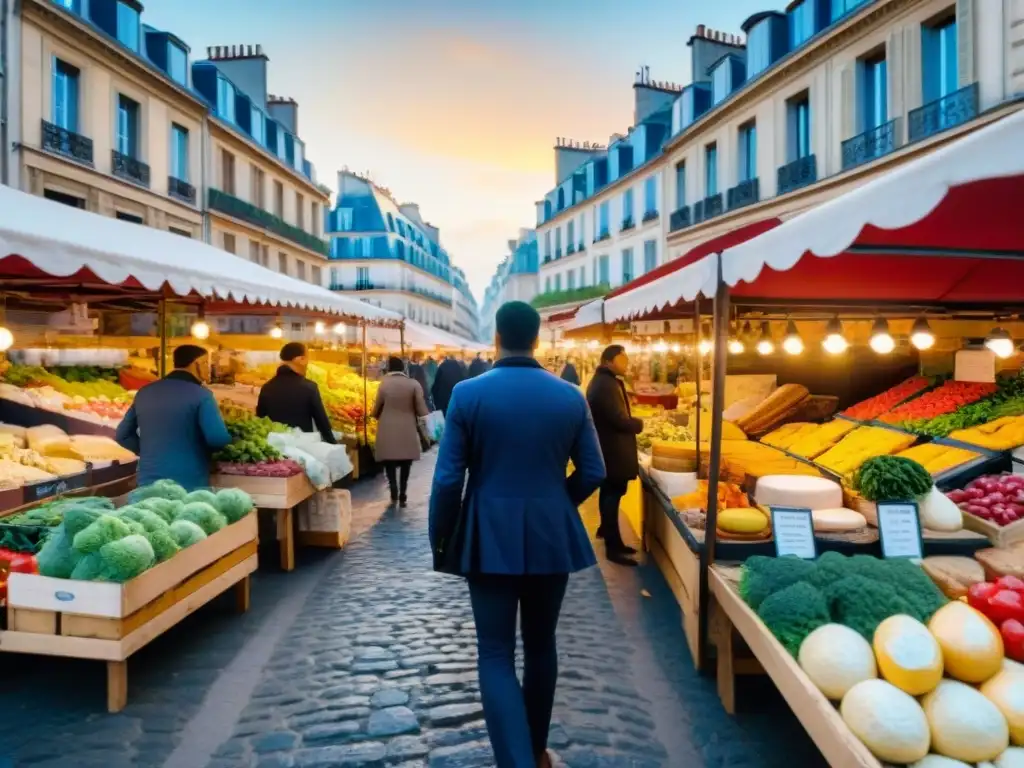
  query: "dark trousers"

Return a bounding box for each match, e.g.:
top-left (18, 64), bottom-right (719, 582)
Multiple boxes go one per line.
top-left (598, 480), bottom-right (629, 552)
top-left (383, 460), bottom-right (411, 501)
top-left (468, 573), bottom-right (569, 768)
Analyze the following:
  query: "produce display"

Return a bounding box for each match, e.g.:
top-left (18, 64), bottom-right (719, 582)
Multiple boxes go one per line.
top-left (947, 473), bottom-right (1024, 528)
top-left (672, 480), bottom-right (750, 513)
top-left (814, 426), bottom-right (917, 477)
top-left (902, 371), bottom-right (1024, 438)
top-left (967, 577), bottom-right (1024, 662)
top-left (637, 414), bottom-right (693, 453)
top-left (0, 364), bottom-right (135, 425)
top-left (949, 415), bottom-right (1024, 450)
top-left (879, 380), bottom-right (998, 425)
top-left (894, 442), bottom-right (982, 477)
top-left (213, 401), bottom-right (301, 477)
top-left (733, 383), bottom-right (811, 437)
top-left (841, 376), bottom-right (933, 421)
top-left (30, 481), bottom-right (254, 582)
top-left (852, 455), bottom-right (934, 502)
top-left (739, 552), bottom-right (1023, 765)
top-left (761, 419), bottom-right (857, 459)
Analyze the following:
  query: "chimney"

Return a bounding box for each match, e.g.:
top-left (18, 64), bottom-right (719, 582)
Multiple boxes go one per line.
top-left (267, 95), bottom-right (298, 135)
top-left (206, 43), bottom-right (270, 108)
top-left (688, 24), bottom-right (744, 82)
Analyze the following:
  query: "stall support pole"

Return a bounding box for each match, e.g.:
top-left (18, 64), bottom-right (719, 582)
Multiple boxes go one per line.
top-left (400, 324), bottom-right (406, 360)
top-left (157, 299), bottom-right (168, 378)
top-left (361, 323), bottom-right (369, 447)
top-left (693, 301), bottom-right (702, 476)
top-left (697, 259), bottom-right (729, 674)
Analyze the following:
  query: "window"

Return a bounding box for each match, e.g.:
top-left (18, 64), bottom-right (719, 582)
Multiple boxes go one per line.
top-left (274, 181), bottom-right (284, 218)
top-left (622, 188), bottom-right (634, 225)
top-left (705, 143), bottom-right (718, 196)
top-left (622, 248), bottom-right (634, 283)
top-left (598, 255), bottom-right (610, 285)
top-left (250, 106), bottom-right (265, 145)
top-left (312, 203), bottom-right (321, 237)
top-left (674, 162), bottom-right (686, 208)
top-left (789, 1), bottom-right (815, 48)
top-left (544, 230), bottom-right (551, 258)
top-left (644, 176), bottom-right (657, 215)
top-left (222, 233), bottom-right (236, 254)
top-left (261, 244), bottom-right (269, 266)
top-left (711, 60), bottom-right (732, 105)
top-left (922, 17), bottom-right (958, 103)
top-left (51, 58), bottom-right (80, 131)
top-left (578, 213), bottom-right (585, 245)
top-left (167, 44), bottom-right (187, 86)
top-left (356, 266), bottom-right (369, 286)
top-left (831, 0), bottom-right (870, 23)
top-left (250, 165), bottom-right (264, 207)
top-left (169, 227), bottom-right (192, 238)
top-left (598, 201), bottom-right (610, 237)
top-left (545, 276), bottom-right (551, 293)
top-left (555, 228), bottom-right (562, 256)
top-left (278, 252), bottom-right (288, 274)
top-left (787, 93), bottom-right (812, 160)
top-left (738, 122), bottom-right (757, 182)
top-left (296, 260), bottom-right (306, 281)
top-left (579, 266), bottom-right (586, 287)
top-left (311, 265), bottom-right (322, 286)
top-left (44, 189), bottom-right (85, 208)
top-left (53, 0), bottom-right (78, 8)
top-left (360, 238), bottom-right (372, 257)
top-left (220, 149), bottom-right (235, 195)
top-left (644, 240), bottom-right (657, 273)
top-left (568, 271), bottom-right (576, 290)
top-left (216, 77), bottom-right (236, 123)
top-left (115, 95), bottom-right (140, 158)
top-left (115, 211), bottom-right (142, 223)
top-left (747, 20), bottom-right (772, 77)
top-left (860, 53), bottom-right (888, 131)
top-left (567, 220), bottom-right (575, 247)
top-left (338, 208), bottom-right (354, 231)
top-left (116, 1), bottom-right (139, 52)
top-left (296, 192), bottom-right (305, 229)
top-left (554, 274), bottom-right (562, 291)
top-left (170, 124), bottom-right (189, 181)
top-left (249, 241), bottom-right (261, 264)
top-left (385, 212), bottom-right (394, 231)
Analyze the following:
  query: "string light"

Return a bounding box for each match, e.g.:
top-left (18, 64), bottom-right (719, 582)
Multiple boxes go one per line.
top-left (653, 340), bottom-right (669, 354)
top-left (869, 317), bottom-right (895, 354)
top-left (333, 322), bottom-right (346, 334)
top-left (728, 338), bottom-right (744, 354)
top-left (269, 324), bottom-right (284, 339)
top-left (910, 317), bottom-right (935, 351)
top-left (314, 321), bottom-right (326, 335)
top-left (698, 322), bottom-right (712, 356)
top-left (190, 306), bottom-right (210, 340)
top-left (985, 327), bottom-right (1015, 359)
top-left (822, 317), bottom-right (848, 355)
top-left (670, 343), bottom-right (681, 354)
top-left (0, 326), bottom-right (13, 352)
top-left (756, 321), bottom-right (774, 356)
top-left (782, 320), bottom-right (804, 355)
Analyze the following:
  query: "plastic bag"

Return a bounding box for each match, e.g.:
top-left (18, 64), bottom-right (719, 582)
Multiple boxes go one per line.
top-left (422, 411), bottom-right (445, 442)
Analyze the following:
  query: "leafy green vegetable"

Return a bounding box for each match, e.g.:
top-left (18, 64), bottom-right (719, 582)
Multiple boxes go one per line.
top-left (98, 534), bottom-right (155, 582)
top-left (72, 515), bottom-right (133, 554)
top-left (215, 488), bottom-right (254, 524)
top-left (822, 575), bottom-right (922, 641)
top-left (853, 455), bottom-right (932, 501)
top-left (35, 524), bottom-right (81, 578)
top-left (117, 507), bottom-right (180, 562)
top-left (738, 555), bottom-right (818, 610)
top-left (130, 479), bottom-right (188, 503)
top-left (63, 503), bottom-right (107, 538)
top-left (175, 502), bottom-right (227, 535)
top-left (138, 498), bottom-right (181, 523)
top-left (169, 519), bottom-right (207, 548)
top-left (70, 552), bottom-right (105, 581)
top-left (756, 581), bottom-right (831, 656)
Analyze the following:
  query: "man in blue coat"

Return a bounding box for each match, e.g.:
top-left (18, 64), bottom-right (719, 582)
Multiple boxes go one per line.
top-left (429, 301), bottom-right (605, 768)
top-left (116, 345), bottom-right (231, 491)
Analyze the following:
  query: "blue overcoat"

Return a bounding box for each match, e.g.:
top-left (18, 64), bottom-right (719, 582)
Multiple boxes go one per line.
top-left (428, 357), bottom-right (605, 575)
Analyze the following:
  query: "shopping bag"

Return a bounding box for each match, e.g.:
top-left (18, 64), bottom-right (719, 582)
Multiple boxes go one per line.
top-left (299, 488), bottom-right (352, 546)
top-left (423, 411), bottom-right (445, 442)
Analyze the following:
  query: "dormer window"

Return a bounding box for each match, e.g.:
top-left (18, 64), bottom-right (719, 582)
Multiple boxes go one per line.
top-left (167, 43), bottom-right (187, 86)
top-left (216, 77), bottom-right (236, 123)
top-left (116, 1), bottom-right (140, 52)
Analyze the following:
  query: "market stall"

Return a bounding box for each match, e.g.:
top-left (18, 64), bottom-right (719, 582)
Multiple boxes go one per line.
top-left (586, 108), bottom-right (1024, 764)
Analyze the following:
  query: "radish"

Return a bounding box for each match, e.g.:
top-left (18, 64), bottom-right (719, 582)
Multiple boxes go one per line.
top-left (947, 489), bottom-right (968, 503)
top-left (965, 487), bottom-right (986, 500)
top-left (986, 491), bottom-right (1007, 504)
top-left (968, 504), bottom-right (992, 518)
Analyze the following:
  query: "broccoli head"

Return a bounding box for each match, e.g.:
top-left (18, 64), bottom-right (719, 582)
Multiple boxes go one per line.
top-left (63, 504), bottom-right (105, 538)
top-left (880, 558), bottom-right (947, 621)
top-left (756, 581), bottom-right (830, 656)
top-left (117, 507), bottom-right (180, 562)
top-left (35, 523), bottom-right (82, 578)
top-left (184, 489), bottom-right (219, 508)
top-left (739, 555), bottom-right (818, 610)
top-left (169, 519), bottom-right (207, 548)
top-left (175, 502), bottom-right (227, 535)
top-left (138, 498), bottom-right (181, 524)
top-left (98, 534), bottom-right (155, 582)
top-left (215, 488), bottom-right (254, 524)
top-left (821, 575), bottom-right (921, 641)
top-left (72, 515), bottom-right (132, 554)
top-left (129, 479), bottom-right (187, 504)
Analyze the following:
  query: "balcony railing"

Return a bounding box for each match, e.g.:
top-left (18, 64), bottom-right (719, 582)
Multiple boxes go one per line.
top-left (727, 178), bottom-right (759, 210)
top-left (577, 242), bottom-right (585, 252)
top-left (208, 188), bottom-right (330, 256)
top-left (330, 282), bottom-right (453, 307)
top-left (543, 255), bottom-right (552, 264)
top-left (112, 150), bottom-right (150, 187)
top-left (841, 119), bottom-right (901, 171)
top-left (555, 249), bottom-right (562, 259)
top-left (669, 206), bottom-right (692, 233)
top-left (594, 230), bottom-right (611, 243)
top-left (642, 210), bottom-right (659, 223)
top-left (566, 244), bottom-right (576, 255)
top-left (621, 216), bottom-right (635, 232)
top-left (168, 176), bottom-right (196, 205)
top-left (41, 120), bottom-right (93, 165)
top-left (908, 83), bottom-right (979, 144)
top-left (777, 154), bottom-right (817, 195)
top-left (694, 193), bottom-right (723, 224)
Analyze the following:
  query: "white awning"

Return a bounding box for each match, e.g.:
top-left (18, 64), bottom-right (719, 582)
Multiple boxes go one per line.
top-left (565, 298), bottom-right (605, 329)
top-left (0, 185), bottom-right (401, 323)
top-left (364, 321), bottom-right (489, 352)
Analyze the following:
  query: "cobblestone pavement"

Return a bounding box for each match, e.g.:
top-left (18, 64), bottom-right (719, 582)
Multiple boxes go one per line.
top-left (0, 452), bottom-right (827, 768)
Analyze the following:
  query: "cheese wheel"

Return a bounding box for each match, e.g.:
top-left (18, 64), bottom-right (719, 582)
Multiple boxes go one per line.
top-left (718, 508), bottom-right (768, 534)
top-left (927, 601), bottom-right (1004, 684)
top-left (922, 679), bottom-right (1009, 763)
top-left (980, 667), bottom-right (1024, 746)
top-left (840, 679), bottom-right (930, 764)
top-left (911, 757), bottom-right (974, 768)
top-left (994, 748), bottom-right (1024, 768)
top-left (811, 507), bottom-right (867, 533)
top-left (873, 615), bottom-right (943, 696)
top-left (754, 474), bottom-right (842, 510)
top-left (798, 624), bottom-right (876, 699)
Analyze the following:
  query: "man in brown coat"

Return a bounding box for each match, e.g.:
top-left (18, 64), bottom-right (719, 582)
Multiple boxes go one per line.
top-left (372, 356), bottom-right (429, 506)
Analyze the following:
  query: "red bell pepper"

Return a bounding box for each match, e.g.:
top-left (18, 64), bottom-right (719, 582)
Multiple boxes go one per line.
top-left (968, 582), bottom-right (1000, 613)
top-left (996, 575), bottom-right (1024, 596)
top-left (8, 553), bottom-right (38, 574)
top-left (1001, 618), bottom-right (1024, 662)
top-left (987, 589), bottom-right (1024, 625)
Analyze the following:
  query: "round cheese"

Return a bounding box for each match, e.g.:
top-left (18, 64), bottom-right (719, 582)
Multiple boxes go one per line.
top-left (994, 748), bottom-right (1024, 768)
top-left (840, 679), bottom-right (930, 764)
top-left (718, 508), bottom-right (768, 534)
top-left (980, 667), bottom-right (1024, 746)
top-left (928, 601), bottom-right (1004, 684)
top-left (873, 615), bottom-right (944, 696)
top-left (911, 757), bottom-right (974, 768)
top-left (922, 679), bottom-right (1009, 762)
top-left (754, 474), bottom-right (842, 511)
top-left (798, 624), bottom-right (876, 699)
top-left (811, 507), bottom-right (867, 533)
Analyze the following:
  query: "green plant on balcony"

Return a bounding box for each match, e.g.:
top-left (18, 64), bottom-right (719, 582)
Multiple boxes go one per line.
top-left (208, 188), bottom-right (330, 256)
top-left (530, 283), bottom-right (610, 310)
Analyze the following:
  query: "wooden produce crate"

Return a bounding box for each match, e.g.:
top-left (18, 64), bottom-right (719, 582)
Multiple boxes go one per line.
top-left (1, 512), bottom-right (258, 712)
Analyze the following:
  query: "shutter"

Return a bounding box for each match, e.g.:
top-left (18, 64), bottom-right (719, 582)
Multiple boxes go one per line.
top-left (840, 63), bottom-right (855, 140)
top-left (903, 26), bottom-right (924, 112)
top-left (956, 0), bottom-right (976, 88)
top-left (887, 29), bottom-right (904, 135)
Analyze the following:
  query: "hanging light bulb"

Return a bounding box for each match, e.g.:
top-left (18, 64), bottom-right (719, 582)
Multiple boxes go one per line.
top-left (333, 322), bottom-right (346, 335)
top-left (190, 306), bottom-right (210, 340)
top-left (698, 322), bottom-right (713, 356)
top-left (782, 320), bottom-right (804, 355)
top-left (985, 327), bottom-right (1015, 359)
top-left (670, 342), bottom-right (681, 354)
top-left (0, 326), bottom-right (13, 352)
top-left (587, 339), bottom-right (599, 350)
top-left (314, 321), bottom-right (326, 335)
top-left (728, 338), bottom-right (744, 354)
top-left (910, 316), bottom-right (935, 350)
top-left (869, 317), bottom-right (895, 354)
top-left (756, 321), bottom-right (775, 356)
top-left (269, 324), bottom-right (284, 339)
top-left (653, 340), bottom-right (669, 354)
top-left (822, 317), bottom-right (848, 355)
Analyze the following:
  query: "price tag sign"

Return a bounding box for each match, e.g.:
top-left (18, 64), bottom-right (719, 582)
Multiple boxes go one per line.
top-left (877, 501), bottom-right (924, 560)
top-left (770, 507), bottom-right (817, 560)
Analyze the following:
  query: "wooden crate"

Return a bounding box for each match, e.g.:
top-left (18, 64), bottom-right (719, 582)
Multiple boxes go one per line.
top-left (960, 512), bottom-right (1024, 548)
top-left (209, 473), bottom-right (314, 510)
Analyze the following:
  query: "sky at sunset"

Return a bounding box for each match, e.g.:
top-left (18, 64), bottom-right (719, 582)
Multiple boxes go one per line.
top-left (143, 0), bottom-right (769, 299)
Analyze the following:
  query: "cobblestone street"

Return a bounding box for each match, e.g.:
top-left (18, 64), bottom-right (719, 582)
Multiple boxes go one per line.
top-left (0, 453), bottom-right (826, 767)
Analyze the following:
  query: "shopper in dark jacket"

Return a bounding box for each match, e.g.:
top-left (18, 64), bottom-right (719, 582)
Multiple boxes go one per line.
top-left (431, 356), bottom-right (465, 416)
top-left (586, 344), bottom-right (643, 566)
top-left (256, 342), bottom-right (337, 444)
top-left (408, 355), bottom-right (433, 411)
top-left (560, 360), bottom-right (581, 386)
top-left (467, 354), bottom-right (488, 378)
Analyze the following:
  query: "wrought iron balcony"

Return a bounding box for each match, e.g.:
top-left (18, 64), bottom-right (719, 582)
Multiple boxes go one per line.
top-left (112, 150), bottom-right (150, 187)
top-left (669, 206), bottom-right (691, 233)
top-left (41, 120), bottom-right (93, 165)
top-left (842, 119), bottom-right (901, 170)
top-left (642, 210), bottom-right (659, 223)
top-left (577, 242), bottom-right (585, 252)
top-left (908, 83), bottom-right (979, 144)
top-left (620, 216), bottom-right (635, 232)
top-left (168, 176), bottom-right (196, 205)
top-left (727, 178), bottom-right (759, 210)
top-left (330, 282), bottom-right (453, 307)
top-left (543, 255), bottom-right (552, 264)
top-left (777, 154), bottom-right (817, 195)
top-left (594, 230), bottom-right (611, 243)
top-left (694, 193), bottom-right (723, 224)
top-left (566, 244), bottom-right (576, 255)
top-left (208, 188), bottom-right (330, 256)
top-left (555, 249), bottom-right (562, 259)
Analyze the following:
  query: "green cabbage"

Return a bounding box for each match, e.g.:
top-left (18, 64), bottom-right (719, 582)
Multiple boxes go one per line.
top-left (64, 505), bottom-right (105, 538)
top-left (175, 502), bottom-right (226, 535)
top-left (118, 508), bottom-right (180, 562)
top-left (36, 524), bottom-right (81, 578)
top-left (98, 534), bottom-right (155, 582)
top-left (138, 498), bottom-right (181, 523)
top-left (70, 552), bottom-right (105, 581)
top-left (215, 488), bottom-right (254, 524)
top-left (72, 515), bottom-right (132, 554)
top-left (184, 490), bottom-right (219, 508)
top-left (130, 479), bottom-right (187, 503)
top-left (169, 519), bottom-right (207, 548)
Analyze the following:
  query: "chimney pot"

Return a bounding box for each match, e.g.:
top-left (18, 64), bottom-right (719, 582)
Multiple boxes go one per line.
top-left (696, 23), bottom-right (705, 37)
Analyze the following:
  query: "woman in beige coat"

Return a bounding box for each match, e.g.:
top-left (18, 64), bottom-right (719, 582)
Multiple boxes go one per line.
top-left (372, 356), bottom-right (430, 506)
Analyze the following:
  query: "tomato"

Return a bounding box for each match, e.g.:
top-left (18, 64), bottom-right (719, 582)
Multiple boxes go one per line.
top-left (7, 553), bottom-right (38, 574)
top-left (1001, 619), bottom-right (1024, 662)
top-left (987, 589), bottom-right (1024, 624)
top-left (996, 575), bottom-right (1024, 596)
top-left (968, 581), bottom-right (1000, 614)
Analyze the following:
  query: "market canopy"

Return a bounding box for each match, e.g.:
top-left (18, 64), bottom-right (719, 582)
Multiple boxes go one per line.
top-left (0, 186), bottom-right (402, 324)
top-left (364, 321), bottom-right (489, 353)
top-left (564, 298), bottom-right (605, 330)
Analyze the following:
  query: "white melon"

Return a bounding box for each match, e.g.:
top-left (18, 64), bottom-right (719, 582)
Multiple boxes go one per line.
top-left (754, 474), bottom-right (843, 511)
top-left (911, 757), bottom-right (973, 768)
top-left (922, 679), bottom-right (1010, 762)
top-left (873, 614), bottom-right (944, 696)
top-left (840, 679), bottom-right (930, 764)
top-left (919, 485), bottom-right (964, 531)
top-left (994, 748), bottom-right (1024, 768)
top-left (798, 624), bottom-right (876, 699)
top-left (811, 507), bottom-right (867, 533)
top-left (981, 667), bottom-right (1024, 746)
top-left (927, 601), bottom-right (1004, 683)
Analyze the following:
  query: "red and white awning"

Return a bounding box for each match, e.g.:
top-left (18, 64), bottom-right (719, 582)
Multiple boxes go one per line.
top-left (565, 298), bottom-right (605, 330)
